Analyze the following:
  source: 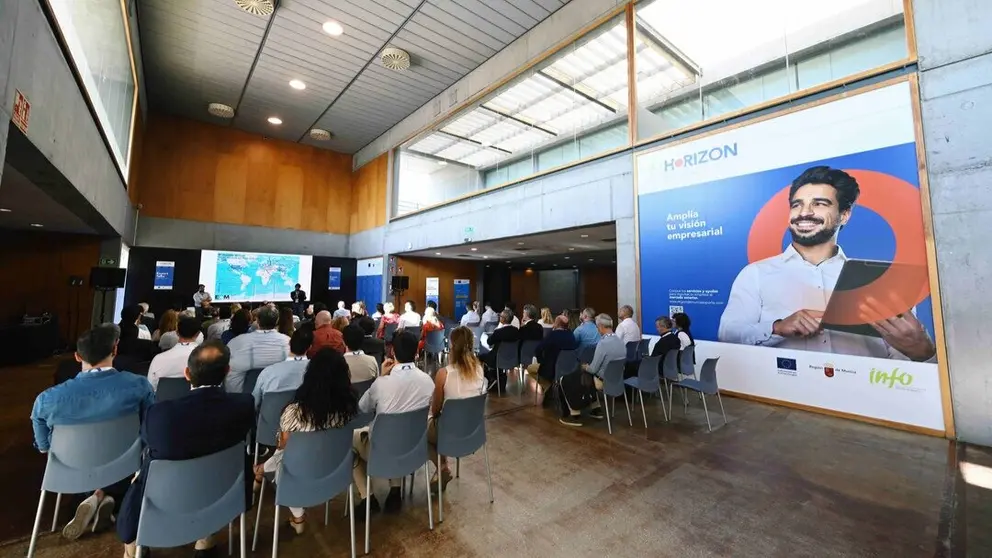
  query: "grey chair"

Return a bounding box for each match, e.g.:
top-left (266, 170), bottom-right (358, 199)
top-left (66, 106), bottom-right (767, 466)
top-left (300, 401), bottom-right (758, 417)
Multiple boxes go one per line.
top-left (624, 356), bottom-right (667, 428)
top-left (134, 442), bottom-right (248, 558)
top-left (434, 394), bottom-right (493, 523)
top-left (533, 349), bottom-right (578, 406)
top-left (492, 341), bottom-right (519, 396)
top-left (468, 327), bottom-right (483, 354)
top-left (156, 377), bottom-right (191, 402)
top-left (383, 323), bottom-right (398, 343)
top-left (625, 341), bottom-right (641, 363)
top-left (241, 368), bottom-right (265, 395)
top-left (675, 357), bottom-right (726, 432)
top-left (352, 378), bottom-right (375, 401)
top-left (578, 344), bottom-right (596, 365)
top-left (679, 345), bottom-right (696, 378)
top-left (482, 322), bottom-right (497, 335)
top-left (364, 406), bottom-right (433, 554)
top-left (637, 339), bottom-right (651, 357)
top-left (599, 359), bottom-right (631, 435)
top-left (254, 390), bottom-right (295, 466)
top-left (264, 426), bottom-right (358, 558)
top-left (27, 414), bottom-right (142, 558)
top-left (661, 349), bottom-right (682, 417)
top-left (422, 329), bottom-right (446, 368)
top-left (519, 339), bottom-right (540, 387)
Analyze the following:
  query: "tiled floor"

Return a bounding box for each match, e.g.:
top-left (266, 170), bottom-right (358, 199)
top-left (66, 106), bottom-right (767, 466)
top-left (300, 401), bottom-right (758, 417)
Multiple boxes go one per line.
top-left (0, 359), bottom-right (982, 557)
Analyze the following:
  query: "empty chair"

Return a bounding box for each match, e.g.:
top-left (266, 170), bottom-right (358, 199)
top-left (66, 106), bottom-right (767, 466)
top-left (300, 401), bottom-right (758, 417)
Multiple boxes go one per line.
top-left (625, 341), bottom-right (641, 362)
top-left (383, 323), bottom-right (398, 344)
top-left (268, 427), bottom-right (358, 558)
top-left (155, 377), bottom-right (191, 403)
top-left (599, 359), bottom-right (631, 435)
top-left (637, 339), bottom-right (651, 357)
top-left (352, 378), bottom-right (374, 400)
top-left (241, 368), bottom-right (265, 395)
top-left (254, 391), bottom-right (295, 466)
top-left (578, 344), bottom-right (596, 365)
top-left (675, 357), bottom-right (726, 432)
top-left (624, 356), bottom-right (666, 428)
top-left (364, 407), bottom-right (433, 554)
top-left (434, 394), bottom-right (493, 523)
top-left (422, 329), bottom-right (446, 368)
top-left (678, 345), bottom-right (696, 378)
top-left (28, 414), bottom-right (142, 558)
top-left (492, 341), bottom-right (519, 396)
top-left (134, 442), bottom-right (248, 558)
top-left (661, 350), bottom-right (683, 419)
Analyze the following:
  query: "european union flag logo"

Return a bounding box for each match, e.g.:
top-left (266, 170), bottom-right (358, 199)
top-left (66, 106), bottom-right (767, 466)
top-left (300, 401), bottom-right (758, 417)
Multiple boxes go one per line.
top-left (777, 357), bottom-right (797, 371)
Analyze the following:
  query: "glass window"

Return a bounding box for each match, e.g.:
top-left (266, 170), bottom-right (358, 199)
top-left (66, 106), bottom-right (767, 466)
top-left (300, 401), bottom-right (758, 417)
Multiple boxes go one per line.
top-left (634, 0), bottom-right (907, 141)
top-left (394, 14), bottom-right (630, 218)
top-left (46, 0), bottom-right (136, 178)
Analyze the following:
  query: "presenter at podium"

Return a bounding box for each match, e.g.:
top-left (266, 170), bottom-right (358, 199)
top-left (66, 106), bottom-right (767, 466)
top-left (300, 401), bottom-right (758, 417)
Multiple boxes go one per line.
top-left (193, 284), bottom-right (212, 317)
top-left (291, 283), bottom-right (307, 318)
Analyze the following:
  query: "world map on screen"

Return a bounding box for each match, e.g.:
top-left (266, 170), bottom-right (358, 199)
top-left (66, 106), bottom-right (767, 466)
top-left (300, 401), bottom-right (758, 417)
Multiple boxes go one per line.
top-left (215, 252), bottom-right (299, 300)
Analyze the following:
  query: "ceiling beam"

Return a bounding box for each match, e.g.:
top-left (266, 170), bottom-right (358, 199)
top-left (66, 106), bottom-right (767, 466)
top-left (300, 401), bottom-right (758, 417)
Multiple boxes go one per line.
top-left (436, 131), bottom-right (513, 155)
top-left (536, 71), bottom-right (617, 114)
top-left (479, 105), bottom-right (558, 136)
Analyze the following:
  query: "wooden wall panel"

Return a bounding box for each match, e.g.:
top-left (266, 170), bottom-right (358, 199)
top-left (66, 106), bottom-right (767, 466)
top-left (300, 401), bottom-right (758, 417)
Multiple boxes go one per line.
top-left (510, 270), bottom-right (540, 310)
top-left (350, 153), bottom-right (388, 233)
top-left (135, 113), bottom-right (353, 234)
top-left (580, 267), bottom-right (618, 317)
top-left (0, 232), bottom-right (101, 344)
top-left (392, 257), bottom-right (479, 317)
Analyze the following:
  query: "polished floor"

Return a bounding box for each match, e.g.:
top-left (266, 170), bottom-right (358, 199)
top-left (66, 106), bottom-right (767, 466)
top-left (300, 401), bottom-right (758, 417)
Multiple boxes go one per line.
top-left (0, 358), bottom-right (985, 557)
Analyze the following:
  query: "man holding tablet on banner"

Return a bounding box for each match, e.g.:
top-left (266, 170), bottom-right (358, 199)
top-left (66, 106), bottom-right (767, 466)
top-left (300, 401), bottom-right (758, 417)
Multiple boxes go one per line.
top-left (717, 166), bottom-right (936, 362)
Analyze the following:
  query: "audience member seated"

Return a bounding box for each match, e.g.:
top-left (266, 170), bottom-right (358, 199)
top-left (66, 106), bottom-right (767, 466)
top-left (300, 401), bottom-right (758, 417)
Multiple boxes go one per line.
top-left (117, 306), bottom-right (158, 364)
top-left (375, 302), bottom-right (400, 339)
top-left (371, 303), bottom-right (384, 321)
top-left (481, 303), bottom-right (498, 325)
top-left (482, 309), bottom-right (519, 392)
top-left (31, 324), bottom-right (154, 542)
top-left (342, 324), bottom-right (379, 382)
top-left (358, 316), bottom-right (386, 359)
top-left (351, 301), bottom-right (367, 319)
top-left (418, 307), bottom-right (444, 354)
top-left (278, 306), bottom-right (296, 337)
top-left (582, 314), bottom-right (626, 390)
top-left (519, 304), bottom-right (545, 343)
top-left (331, 315), bottom-right (350, 332)
top-left (526, 315), bottom-right (578, 391)
top-left (573, 307), bottom-right (601, 350)
top-left (504, 303), bottom-right (521, 328)
top-left (201, 307), bottom-right (220, 338)
top-left (138, 303), bottom-right (156, 332)
top-left (538, 307), bottom-right (554, 328)
top-left (460, 301), bottom-right (481, 327)
top-left (673, 312), bottom-right (695, 351)
top-left (301, 303), bottom-right (315, 323)
top-left (566, 309), bottom-right (580, 331)
top-left (615, 305), bottom-right (642, 347)
top-left (351, 332), bottom-right (434, 517)
top-left (117, 341), bottom-right (254, 558)
top-left (227, 306), bottom-right (291, 393)
top-left (398, 300), bottom-right (422, 331)
top-left (333, 301), bottom-right (351, 319)
top-left (252, 328), bottom-right (313, 409)
top-left (222, 309), bottom-right (252, 345)
top-left (252, 348), bottom-right (360, 535)
top-left (428, 327), bottom-right (485, 492)
top-left (147, 316), bottom-right (202, 391)
top-left (159, 319), bottom-right (203, 351)
top-left (651, 316), bottom-right (681, 360)
top-left (151, 309), bottom-right (177, 343)
top-left (207, 306), bottom-right (232, 341)
top-left (308, 310), bottom-right (346, 358)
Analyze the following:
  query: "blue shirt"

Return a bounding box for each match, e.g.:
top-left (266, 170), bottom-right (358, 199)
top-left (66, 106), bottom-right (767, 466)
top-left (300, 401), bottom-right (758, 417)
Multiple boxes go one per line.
top-left (30, 368), bottom-right (154, 452)
top-left (573, 321), bottom-right (602, 349)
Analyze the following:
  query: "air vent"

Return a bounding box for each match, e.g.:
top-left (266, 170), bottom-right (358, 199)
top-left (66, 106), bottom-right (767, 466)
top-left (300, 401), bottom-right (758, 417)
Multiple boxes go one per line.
top-left (309, 129), bottom-right (333, 141)
top-left (380, 47), bottom-right (411, 71)
top-left (207, 103), bottom-right (235, 119)
top-left (234, 0), bottom-right (274, 16)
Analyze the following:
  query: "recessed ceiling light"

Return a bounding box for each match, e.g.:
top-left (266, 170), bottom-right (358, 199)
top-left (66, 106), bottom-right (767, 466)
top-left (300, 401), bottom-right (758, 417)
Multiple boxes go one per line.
top-left (588, 258), bottom-right (594, 262)
top-left (572, 265), bottom-right (577, 268)
top-left (437, 160), bottom-right (447, 166)
top-left (580, 234), bottom-right (589, 238)
top-left (0, 208), bottom-right (10, 213)
top-left (568, 247), bottom-right (575, 251)
top-left (435, 252), bottom-right (441, 256)
top-left (517, 242), bottom-right (524, 245)
top-left (483, 256), bottom-right (488, 259)
top-left (289, 79), bottom-right (306, 90)
top-left (564, 256), bottom-right (570, 260)
top-left (470, 248), bottom-right (477, 251)
top-left (530, 262), bottom-right (535, 265)
top-left (505, 260), bottom-right (510, 263)
top-left (322, 20), bottom-right (344, 36)
top-left (268, 116), bottom-right (283, 125)
top-left (553, 264), bottom-right (558, 267)
top-left (30, 223), bottom-right (43, 227)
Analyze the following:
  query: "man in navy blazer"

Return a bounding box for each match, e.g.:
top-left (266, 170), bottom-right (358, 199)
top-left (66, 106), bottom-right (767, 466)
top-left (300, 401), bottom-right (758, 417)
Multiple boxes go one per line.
top-left (118, 340), bottom-right (254, 558)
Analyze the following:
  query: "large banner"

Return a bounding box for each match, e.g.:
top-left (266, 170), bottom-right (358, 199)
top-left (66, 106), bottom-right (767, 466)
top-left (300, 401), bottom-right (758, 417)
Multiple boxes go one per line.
top-left (153, 261), bottom-right (174, 291)
top-left (454, 279), bottom-right (471, 321)
top-left (636, 81), bottom-right (944, 431)
top-left (426, 277), bottom-right (439, 312)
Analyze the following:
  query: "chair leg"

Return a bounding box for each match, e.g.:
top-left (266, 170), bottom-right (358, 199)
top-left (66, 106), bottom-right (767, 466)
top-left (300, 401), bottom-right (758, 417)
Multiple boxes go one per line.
top-left (667, 386), bottom-right (674, 421)
top-left (253, 442), bottom-right (260, 467)
top-left (701, 394), bottom-right (713, 432)
top-left (623, 389), bottom-right (632, 427)
top-left (348, 485), bottom-right (356, 558)
top-left (27, 490), bottom-right (45, 558)
top-left (271, 505), bottom-right (280, 558)
top-left (717, 392), bottom-right (728, 425)
top-left (437, 455), bottom-right (444, 524)
top-left (252, 477), bottom-right (265, 551)
top-left (325, 500), bottom-right (329, 526)
top-left (456, 457), bottom-right (460, 478)
top-left (603, 394), bottom-right (613, 435)
top-left (364, 476), bottom-right (371, 555)
top-left (228, 522), bottom-right (233, 556)
top-left (136, 545), bottom-right (142, 558)
top-left (51, 492), bottom-right (61, 532)
top-left (483, 443), bottom-right (494, 503)
top-left (424, 463), bottom-right (434, 531)
top-left (639, 390), bottom-right (648, 428)
top-left (240, 513), bottom-right (247, 558)
top-left (659, 388), bottom-right (668, 422)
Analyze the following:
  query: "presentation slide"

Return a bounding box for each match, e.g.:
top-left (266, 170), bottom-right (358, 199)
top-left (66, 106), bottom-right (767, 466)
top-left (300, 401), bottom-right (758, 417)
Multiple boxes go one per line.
top-left (198, 250), bottom-right (313, 303)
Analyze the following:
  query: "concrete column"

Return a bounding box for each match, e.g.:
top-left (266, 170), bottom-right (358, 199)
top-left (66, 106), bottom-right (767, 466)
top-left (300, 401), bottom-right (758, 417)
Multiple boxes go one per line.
top-left (914, 0), bottom-right (992, 444)
top-left (91, 238), bottom-right (124, 326)
top-left (0, 0), bottom-right (21, 187)
top-left (615, 217), bottom-right (638, 323)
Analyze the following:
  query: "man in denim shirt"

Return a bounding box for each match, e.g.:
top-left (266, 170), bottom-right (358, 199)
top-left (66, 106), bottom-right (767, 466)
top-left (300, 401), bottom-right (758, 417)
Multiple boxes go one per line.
top-left (30, 324), bottom-right (154, 542)
top-left (572, 307), bottom-right (602, 350)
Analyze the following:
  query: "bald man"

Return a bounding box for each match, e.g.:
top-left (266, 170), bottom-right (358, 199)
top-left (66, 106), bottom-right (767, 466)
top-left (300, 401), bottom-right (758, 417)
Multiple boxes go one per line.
top-left (307, 310), bottom-right (346, 358)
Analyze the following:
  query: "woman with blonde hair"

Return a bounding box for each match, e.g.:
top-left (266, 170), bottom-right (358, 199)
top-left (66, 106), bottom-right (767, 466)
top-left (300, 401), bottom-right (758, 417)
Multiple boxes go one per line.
top-left (539, 307), bottom-right (554, 328)
top-left (375, 301), bottom-right (400, 338)
top-left (428, 326), bottom-right (485, 492)
top-left (331, 315), bottom-right (350, 332)
top-left (418, 306), bottom-right (445, 355)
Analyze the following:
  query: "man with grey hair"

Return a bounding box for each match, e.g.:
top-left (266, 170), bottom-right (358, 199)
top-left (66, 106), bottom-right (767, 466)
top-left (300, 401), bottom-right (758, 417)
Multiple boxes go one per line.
top-left (651, 316), bottom-right (681, 360)
top-left (519, 304), bottom-right (544, 342)
top-left (573, 307), bottom-right (601, 349)
top-left (615, 305), bottom-right (642, 347)
top-left (226, 305), bottom-right (290, 393)
top-left (482, 308), bottom-right (519, 393)
top-left (582, 314), bottom-right (626, 388)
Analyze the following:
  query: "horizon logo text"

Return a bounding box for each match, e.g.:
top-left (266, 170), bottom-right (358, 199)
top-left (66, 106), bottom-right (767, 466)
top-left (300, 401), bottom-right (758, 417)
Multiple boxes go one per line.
top-left (869, 367), bottom-right (913, 388)
top-left (664, 143), bottom-right (738, 171)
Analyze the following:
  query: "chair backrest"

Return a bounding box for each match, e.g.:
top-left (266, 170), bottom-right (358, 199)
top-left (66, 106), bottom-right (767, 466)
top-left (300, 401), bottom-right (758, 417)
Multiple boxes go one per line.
top-left (43, 414), bottom-right (142, 494)
top-left (136, 442), bottom-right (247, 549)
top-left (469, 327), bottom-right (482, 353)
top-left (384, 323), bottom-right (398, 343)
top-left (367, 407), bottom-right (430, 479)
top-left (662, 349), bottom-right (680, 382)
top-left (240, 368), bottom-right (264, 395)
top-left (482, 322), bottom-right (497, 335)
top-left (352, 378), bottom-right (375, 400)
top-left (578, 344), bottom-right (597, 365)
top-left (495, 341), bottom-right (520, 369)
top-left (519, 340), bottom-right (540, 365)
top-left (543, 327), bottom-right (552, 338)
top-left (601, 359), bottom-right (626, 397)
top-left (637, 338), bottom-right (651, 357)
top-left (256, 390), bottom-right (295, 447)
top-left (424, 329), bottom-right (445, 354)
top-left (275, 424), bottom-right (356, 508)
top-left (156, 377), bottom-right (191, 403)
top-left (679, 345), bottom-right (696, 377)
top-left (635, 356), bottom-right (661, 393)
top-left (698, 357), bottom-right (720, 394)
top-left (436, 394), bottom-right (487, 459)
top-left (554, 349), bottom-right (578, 381)
top-left (625, 341), bottom-right (640, 362)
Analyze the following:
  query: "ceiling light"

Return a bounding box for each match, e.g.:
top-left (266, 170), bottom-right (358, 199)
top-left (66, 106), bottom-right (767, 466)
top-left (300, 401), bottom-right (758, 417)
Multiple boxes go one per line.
top-left (580, 234), bottom-right (589, 238)
top-left (0, 208), bottom-right (10, 213)
top-left (289, 79), bottom-right (306, 90)
top-left (564, 256), bottom-right (570, 260)
top-left (470, 248), bottom-right (477, 251)
top-left (588, 258), bottom-right (594, 262)
top-left (517, 242), bottom-right (525, 245)
top-left (268, 116), bottom-right (283, 125)
top-left (505, 260), bottom-right (510, 263)
top-left (553, 264), bottom-right (558, 267)
top-left (437, 160), bottom-right (447, 166)
top-left (435, 252), bottom-right (441, 256)
top-left (483, 256), bottom-right (488, 259)
top-left (30, 223), bottom-right (43, 227)
top-left (322, 20), bottom-right (344, 36)
top-left (207, 103), bottom-right (235, 119)
top-left (568, 247), bottom-right (575, 251)
top-left (530, 262), bottom-right (535, 265)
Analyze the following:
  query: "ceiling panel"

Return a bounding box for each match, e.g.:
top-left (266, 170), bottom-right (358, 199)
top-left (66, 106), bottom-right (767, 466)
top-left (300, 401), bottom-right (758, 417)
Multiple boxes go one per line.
top-left (138, 0), bottom-right (572, 154)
